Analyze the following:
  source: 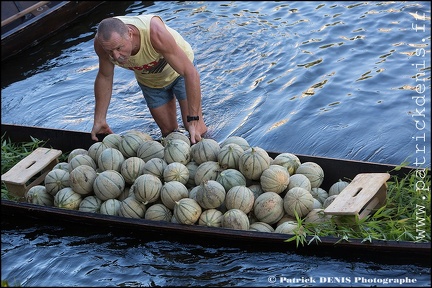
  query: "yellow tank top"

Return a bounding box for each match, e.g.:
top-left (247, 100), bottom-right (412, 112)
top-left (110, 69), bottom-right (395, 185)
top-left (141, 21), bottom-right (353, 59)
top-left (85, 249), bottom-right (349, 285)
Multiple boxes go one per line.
top-left (113, 15), bottom-right (194, 88)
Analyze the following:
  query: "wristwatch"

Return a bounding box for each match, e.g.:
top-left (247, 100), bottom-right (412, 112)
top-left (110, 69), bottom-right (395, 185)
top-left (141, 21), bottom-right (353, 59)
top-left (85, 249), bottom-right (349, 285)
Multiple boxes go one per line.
top-left (187, 116), bottom-right (199, 122)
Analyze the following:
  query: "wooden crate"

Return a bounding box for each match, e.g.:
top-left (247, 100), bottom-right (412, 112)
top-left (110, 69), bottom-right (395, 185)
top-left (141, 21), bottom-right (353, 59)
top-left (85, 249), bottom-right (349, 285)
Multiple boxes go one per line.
top-left (324, 173), bottom-right (390, 219)
top-left (1, 147), bottom-right (62, 199)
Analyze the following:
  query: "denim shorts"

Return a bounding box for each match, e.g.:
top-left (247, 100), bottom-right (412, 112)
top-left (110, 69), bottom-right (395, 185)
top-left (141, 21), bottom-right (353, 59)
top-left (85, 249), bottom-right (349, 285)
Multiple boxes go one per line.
top-left (138, 60), bottom-right (196, 109)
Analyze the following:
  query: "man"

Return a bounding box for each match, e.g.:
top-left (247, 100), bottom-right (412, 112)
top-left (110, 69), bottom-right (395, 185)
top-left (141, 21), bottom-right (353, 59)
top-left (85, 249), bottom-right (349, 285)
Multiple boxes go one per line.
top-left (90, 15), bottom-right (207, 144)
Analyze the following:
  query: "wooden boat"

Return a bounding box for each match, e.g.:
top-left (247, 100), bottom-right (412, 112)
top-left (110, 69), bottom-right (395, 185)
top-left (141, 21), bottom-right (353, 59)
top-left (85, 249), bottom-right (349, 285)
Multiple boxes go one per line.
top-left (1, 1), bottom-right (105, 61)
top-left (1, 123), bottom-right (430, 265)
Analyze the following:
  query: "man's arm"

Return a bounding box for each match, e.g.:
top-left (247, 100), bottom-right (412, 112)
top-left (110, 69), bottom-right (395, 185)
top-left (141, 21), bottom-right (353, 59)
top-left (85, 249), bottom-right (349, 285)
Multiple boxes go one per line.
top-left (149, 16), bottom-right (205, 143)
top-left (91, 38), bottom-right (115, 141)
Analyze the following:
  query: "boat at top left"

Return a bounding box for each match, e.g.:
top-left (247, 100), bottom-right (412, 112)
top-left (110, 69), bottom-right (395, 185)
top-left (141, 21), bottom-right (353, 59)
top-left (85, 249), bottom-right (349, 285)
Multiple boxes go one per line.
top-left (1, 1), bottom-right (106, 61)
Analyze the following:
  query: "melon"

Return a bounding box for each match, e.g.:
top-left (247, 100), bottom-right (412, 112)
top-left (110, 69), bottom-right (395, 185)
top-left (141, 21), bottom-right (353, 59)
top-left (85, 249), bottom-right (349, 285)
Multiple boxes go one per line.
top-left (225, 186), bottom-right (255, 214)
top-left (329, 180), bottom-right (350, 196)
top-left (218, 143), bottom-right (243, 170)
top-left (277, 214), bottom-right (297, 226)
top-left (249, 221), bottom-right (275, 233)
top-left (253, 191), bottom-right (284, 225)
top-left (53, 162), bottom-right (69, 172)
top-left (188, 185), bottom-right (200, 201)
top-left (67, 148), bottom-right (88, 163)
top-left (44, 168), bottom-right (70, 196)
top-left (311, 187), bottom-right (329, 204)
top-left (196, 180), bottom-right (226, 209)
top-left (120, 156), bottom-right (145, 185)
top-left (54, 187), bottom-right (82, 209)
top-left (163, 162), bottom-right (190, 185)
top-left (87, 142), bottom-right (108, 163)
top-left (145, 203), bottom-right (173, 222)
top-left (287, 174), bottom-right (311, 192)
top-left (117, 186), bottom-right (134, 201)
top-left (79, 195), bottom-right (102, 213)
top-left (119, 133), bottom-right (146, 158)
top-left (163, 139), bottom-right (191, 164)
top-left (239, 147), bottom-right (271, 181)
top-left (118, 196), bottom-right (146, 218)
top-left (163, 131), bottom-right (191, 146)
top-left (160, 181), bottom-right (189, 210)
top-left (100, 198), bottom-right (122, 215)
top-left (124, 130), bottom-right (153, 141)
top-left (26, 185), bottom-right (53, 206)
top-left (68, 154), bottom-right (97, 172)
top-left (132, 174), bottom-right (163, 205)
top-left (271, 153), bottom-right (301, 175)
top-left (194, 161), bottom-right (221, 185)
top-left (248, 210), bottom-right (259, 224)
top-left (303, 209), bottom-right (332, 224)
top-left (222, 208), bottom-right (250, 230)
top-left (98, 148), bottom-right (125, 172)
top-left (295, 162), bottom-right (324, 188)
top-left (216, 168), bottom-right (247, 192)
top-left (136, 140), bottom-right (165, 162)
top-left (185, 161), bottom-right (199, 188)
top-left (248, 184), bottom-right (264, 200)
top-left (102, 133), bottom-right (123, 149)
top-left (220, 136), bottom-right (250, 151)
top-left (283, 187), bottom-right (314, 218)
top-left (190, 138), bottom-right (220, 164)
top-left (174, 198), bottom-right (202, 225)
top-left (198, 208), bottom-right (223, 227)
top-left (275, 221), bottom-right (300, 234)
top-left (93, 170), bottom-right (126, 201)
top-left (313, 198), bottom-right (323, 209)
top-left (322, 195), bottom-right (338, 209)
top-left (69, 165), bottom-right (97, 195)
top-left (260, 165), bottom-right (290, 194)
top-left (142, 158), bottom-right (167, 180)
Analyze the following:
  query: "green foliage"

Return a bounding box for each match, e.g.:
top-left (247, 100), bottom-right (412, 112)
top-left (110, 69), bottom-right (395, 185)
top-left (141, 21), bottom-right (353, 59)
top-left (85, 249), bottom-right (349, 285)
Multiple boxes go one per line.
top-left (285, 167), bottom-right (431, 246)
top-left (1, 134), bottom-right (67, 200)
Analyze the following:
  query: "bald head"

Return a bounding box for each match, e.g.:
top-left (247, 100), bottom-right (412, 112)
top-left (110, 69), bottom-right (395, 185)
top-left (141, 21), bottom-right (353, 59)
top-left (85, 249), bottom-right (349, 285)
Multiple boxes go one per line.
top-left (96, 17), bottom-right (129, 41)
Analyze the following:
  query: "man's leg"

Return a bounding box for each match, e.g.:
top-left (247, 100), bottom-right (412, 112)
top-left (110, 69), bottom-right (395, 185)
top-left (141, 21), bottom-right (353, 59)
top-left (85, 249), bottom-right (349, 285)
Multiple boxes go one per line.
top-left (149, 97), bottom-right (179, 137)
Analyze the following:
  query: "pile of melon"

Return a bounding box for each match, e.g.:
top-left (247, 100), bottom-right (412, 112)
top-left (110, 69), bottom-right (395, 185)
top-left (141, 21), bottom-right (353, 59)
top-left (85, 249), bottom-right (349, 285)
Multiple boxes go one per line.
top-left (25, 130), bottom-right (350, 234)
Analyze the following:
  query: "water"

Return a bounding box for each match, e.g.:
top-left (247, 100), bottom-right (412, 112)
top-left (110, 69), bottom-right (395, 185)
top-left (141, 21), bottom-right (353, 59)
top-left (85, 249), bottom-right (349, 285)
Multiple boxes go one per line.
top-left (1, 1), bottom-right (431, 286)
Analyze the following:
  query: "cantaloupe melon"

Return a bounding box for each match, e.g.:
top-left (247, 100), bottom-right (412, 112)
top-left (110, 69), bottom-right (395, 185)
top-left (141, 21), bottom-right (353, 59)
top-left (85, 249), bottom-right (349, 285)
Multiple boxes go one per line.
top-left (174, 198), bottom-right (202, 225)
top-left (283, 187), bottom-right (314, 218)
top-left (222, 208), bottom-right (250, 230)
top-left (26, 185), bottom-right (54, 206)
top-left (93, 170), bottom-right (126, 201)
top-left (190, 138), bottom-right (220, 164)
top-left (164, 139), bottom-right (191, 164)
top-left (54, 187), bottom-right (82, 210)
top-left (133, 174), bottom-right (163, 205)
top-left (163, 162), bottom-right (190, 185)
top-left (198, 208), bottom-right (223, 227)
top-left (239, 147), bottom-right (271, 181)
top-left (253, 191), bottom-right (284, 225)
top-left (295, 162), bottom-right (324, 188)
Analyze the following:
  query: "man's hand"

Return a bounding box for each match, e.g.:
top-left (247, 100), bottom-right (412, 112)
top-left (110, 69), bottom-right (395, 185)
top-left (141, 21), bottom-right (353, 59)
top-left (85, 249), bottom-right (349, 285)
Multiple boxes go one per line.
top-left (188, 121), bottom-right (205, 144)
top-left (91, 122), bottom-right (113, 141)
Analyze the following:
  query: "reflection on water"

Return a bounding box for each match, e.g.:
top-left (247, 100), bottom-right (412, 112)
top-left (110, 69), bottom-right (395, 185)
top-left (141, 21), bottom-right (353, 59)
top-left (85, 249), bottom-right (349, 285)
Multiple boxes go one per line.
top-left (1, 218), bottom-right (430, 287)
top-left (1, 1), bottom-right (430, 167)
top-left (1, 1), bottom-right (431, 286)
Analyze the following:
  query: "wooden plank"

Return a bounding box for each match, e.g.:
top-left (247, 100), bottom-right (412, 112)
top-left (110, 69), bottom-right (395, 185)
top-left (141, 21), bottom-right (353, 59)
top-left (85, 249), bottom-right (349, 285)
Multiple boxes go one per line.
top-left (324, 173), bottom-right (390, 218)
top-left (1, 147), bottom-right (62, 198)
top-left (1, 1), bottom-right (50, 27)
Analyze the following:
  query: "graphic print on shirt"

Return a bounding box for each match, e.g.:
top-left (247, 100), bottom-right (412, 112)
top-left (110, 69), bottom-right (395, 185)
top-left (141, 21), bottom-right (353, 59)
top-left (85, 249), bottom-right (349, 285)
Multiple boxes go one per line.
top-left (128, 58), bottom-right (168, 74)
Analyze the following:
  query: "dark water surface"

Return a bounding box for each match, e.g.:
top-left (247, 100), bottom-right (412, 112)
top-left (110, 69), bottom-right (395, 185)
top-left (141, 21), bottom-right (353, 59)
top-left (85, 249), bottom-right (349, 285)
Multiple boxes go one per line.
top-left (1, 1), bottom-right (431, 287)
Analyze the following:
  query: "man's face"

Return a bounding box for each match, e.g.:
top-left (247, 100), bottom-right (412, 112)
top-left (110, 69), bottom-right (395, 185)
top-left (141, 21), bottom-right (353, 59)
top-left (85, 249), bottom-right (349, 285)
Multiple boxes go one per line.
top-left (98, 31), bottom-right (132, 64)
